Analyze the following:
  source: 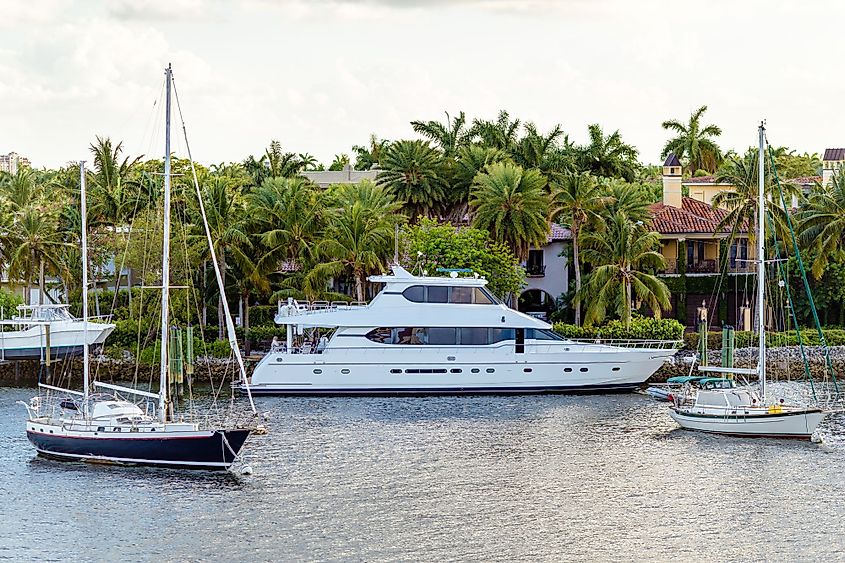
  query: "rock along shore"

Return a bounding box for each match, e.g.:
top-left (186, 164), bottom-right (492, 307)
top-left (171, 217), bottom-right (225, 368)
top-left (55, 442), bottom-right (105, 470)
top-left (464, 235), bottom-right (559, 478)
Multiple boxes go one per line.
top-left (652, 345), bottom-right (845, 382)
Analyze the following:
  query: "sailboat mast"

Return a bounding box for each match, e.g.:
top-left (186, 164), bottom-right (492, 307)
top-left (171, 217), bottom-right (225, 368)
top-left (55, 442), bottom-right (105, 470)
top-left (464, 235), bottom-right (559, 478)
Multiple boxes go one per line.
top-left (159, 64), bottom-right (173, 422)
top-left (757, 123), bottom-right (766, 400)
top-left (80, 161), bottom-right (89, 413)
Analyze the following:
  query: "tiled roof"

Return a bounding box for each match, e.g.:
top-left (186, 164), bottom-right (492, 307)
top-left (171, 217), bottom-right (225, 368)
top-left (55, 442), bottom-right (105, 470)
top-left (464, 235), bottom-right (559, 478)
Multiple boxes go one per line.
top-left (824, 148), bottom-right (845, 161)
top-left (649, 197), bottom-right (743, 235)
top-left (278, 261), bottom-right (300, 272)
top-left (785, 175), bottom-right (821, 186)
top-left (549, 222), bottom-right (572, 242)
top-left (663, 153), bottom-right (681, 167)
top-left (682, 175), bottom-right (728, 184)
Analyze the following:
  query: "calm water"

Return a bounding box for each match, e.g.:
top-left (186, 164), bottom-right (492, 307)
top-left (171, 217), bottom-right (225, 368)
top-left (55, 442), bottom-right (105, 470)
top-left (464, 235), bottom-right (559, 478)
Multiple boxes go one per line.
top-left (2, 386), bottom-right (845, 562)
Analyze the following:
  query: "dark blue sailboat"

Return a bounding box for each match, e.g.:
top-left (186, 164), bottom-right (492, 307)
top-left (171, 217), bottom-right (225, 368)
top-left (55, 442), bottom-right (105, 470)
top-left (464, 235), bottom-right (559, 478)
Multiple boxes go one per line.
top-left (19, 65), bottom-right (257, 471)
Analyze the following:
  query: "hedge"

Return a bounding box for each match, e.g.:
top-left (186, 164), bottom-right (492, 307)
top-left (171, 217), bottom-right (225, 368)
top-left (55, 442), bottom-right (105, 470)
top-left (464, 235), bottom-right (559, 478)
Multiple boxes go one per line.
top-left (683, 328), bottom-right (845, 350)
top-left (552, 317), bottom-right (685, 341)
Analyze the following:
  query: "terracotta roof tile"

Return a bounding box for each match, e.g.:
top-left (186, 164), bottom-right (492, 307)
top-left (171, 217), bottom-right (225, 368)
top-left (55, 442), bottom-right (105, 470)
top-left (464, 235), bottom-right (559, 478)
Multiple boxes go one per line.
top-left (649, 197), bottom-right (743, 235)
top-left (548, 222), bottom-right (572, 242)
top-left (785, 175), bottom-right (821, 185)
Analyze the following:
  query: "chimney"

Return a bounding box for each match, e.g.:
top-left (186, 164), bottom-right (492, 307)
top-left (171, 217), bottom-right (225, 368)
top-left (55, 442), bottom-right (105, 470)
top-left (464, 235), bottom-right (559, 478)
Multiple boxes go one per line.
top-left (662, 153), bottom-right (682, 208)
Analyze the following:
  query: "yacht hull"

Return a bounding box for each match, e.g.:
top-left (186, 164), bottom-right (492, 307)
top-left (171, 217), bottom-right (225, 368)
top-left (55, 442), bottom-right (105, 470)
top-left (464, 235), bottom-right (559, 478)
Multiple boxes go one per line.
top-left (0, 322), bottom-right (113, 360)
top-left (244, 348), bottom-right (672, 396)
top-left (26, 425), bottom-right (251, 470)
top-left (668, 408), bottom-right (825, 439)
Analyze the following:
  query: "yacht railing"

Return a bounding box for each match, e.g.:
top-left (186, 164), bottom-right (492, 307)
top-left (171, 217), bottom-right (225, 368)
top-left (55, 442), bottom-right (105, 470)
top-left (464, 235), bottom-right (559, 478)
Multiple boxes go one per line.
top-left (276, 299), bottom-right (368, 317)
top-left (267, 340), bottom-right (681, 356)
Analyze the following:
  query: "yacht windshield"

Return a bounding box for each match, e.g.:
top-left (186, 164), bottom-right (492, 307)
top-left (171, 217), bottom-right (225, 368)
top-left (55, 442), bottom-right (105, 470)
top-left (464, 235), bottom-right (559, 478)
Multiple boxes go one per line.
top-left (401, 285), bottom-right (502, 305)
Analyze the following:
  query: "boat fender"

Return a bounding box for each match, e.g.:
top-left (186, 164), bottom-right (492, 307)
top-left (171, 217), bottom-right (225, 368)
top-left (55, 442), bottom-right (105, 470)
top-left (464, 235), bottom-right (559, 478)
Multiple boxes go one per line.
top-left (768, 405), bottom-right (783, 414)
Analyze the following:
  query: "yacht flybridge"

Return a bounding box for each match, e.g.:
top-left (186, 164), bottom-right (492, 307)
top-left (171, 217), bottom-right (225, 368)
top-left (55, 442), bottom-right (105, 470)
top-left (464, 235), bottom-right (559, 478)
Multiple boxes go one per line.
top-left (241, 266), bottom-right (678, 395)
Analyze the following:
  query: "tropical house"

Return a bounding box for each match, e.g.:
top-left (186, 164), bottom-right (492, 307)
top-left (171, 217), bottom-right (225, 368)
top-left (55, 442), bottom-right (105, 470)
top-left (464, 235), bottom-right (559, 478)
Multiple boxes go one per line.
top-left (518, 224), bottom-right (571, 320)
top-left (650, 154), bottom-right (753, 329)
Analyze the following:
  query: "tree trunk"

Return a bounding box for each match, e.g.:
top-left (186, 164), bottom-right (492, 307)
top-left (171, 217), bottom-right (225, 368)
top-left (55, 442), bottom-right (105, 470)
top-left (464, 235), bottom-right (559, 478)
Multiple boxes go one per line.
top-left (573, 228), bottom-right (581, 327)
top-left (39, 258), bottom-right (45, 305)
top-left (625, 278), bottom-right (633, 329)
top-left (355, 271), bottom-right (365, 302)
top-left (217, 252), bottom-right (226, 340)
top-left (243, 294), bottom-right (251, 355)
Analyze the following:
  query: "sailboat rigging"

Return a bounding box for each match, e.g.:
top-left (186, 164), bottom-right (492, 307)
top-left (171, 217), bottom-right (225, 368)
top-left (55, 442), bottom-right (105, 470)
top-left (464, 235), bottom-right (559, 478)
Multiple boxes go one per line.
top-left (668, 123), bottom-right (827, 439)
top-left (18, 64), bottom-right (256, 470)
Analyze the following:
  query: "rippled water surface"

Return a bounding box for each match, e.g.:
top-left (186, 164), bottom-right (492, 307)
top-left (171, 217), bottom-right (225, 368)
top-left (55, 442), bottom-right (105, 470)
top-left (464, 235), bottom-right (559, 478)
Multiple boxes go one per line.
top-left (3, 386), bottom-right (845, 562)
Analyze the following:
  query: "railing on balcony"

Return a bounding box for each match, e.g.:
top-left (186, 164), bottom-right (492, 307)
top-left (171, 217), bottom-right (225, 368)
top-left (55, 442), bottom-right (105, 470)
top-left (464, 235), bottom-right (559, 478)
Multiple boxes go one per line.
top-left (727, 261), bottom-right (753, 273)
top-left (526, 264), bottom-right (546, 277)
top-left (687, 259), bottom-right (717, 273)
top-left (659, 259), bottom-right (679, 274)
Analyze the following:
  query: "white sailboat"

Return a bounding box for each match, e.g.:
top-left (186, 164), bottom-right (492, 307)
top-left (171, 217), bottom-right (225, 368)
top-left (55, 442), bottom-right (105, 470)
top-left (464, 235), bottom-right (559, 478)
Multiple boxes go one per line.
top-left (18, 64), bottom-right (256, 470)
top-left (668, 123), bottom-right (827, 439)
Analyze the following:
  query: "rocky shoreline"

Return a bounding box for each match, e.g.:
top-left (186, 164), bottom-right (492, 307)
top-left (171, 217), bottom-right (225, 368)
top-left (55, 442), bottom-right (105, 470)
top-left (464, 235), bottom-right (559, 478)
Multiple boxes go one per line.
top-left (3, 345), bottom-right (844, 387)
top-left (0, 355), bottom-right (258, 386)
top-left (651, 345), bottom-right (845, 382)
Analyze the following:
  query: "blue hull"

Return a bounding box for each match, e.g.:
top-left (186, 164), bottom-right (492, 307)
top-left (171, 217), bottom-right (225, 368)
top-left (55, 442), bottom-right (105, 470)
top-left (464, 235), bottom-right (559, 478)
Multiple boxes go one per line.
top-left (26, 428), bottom-right (251, 471)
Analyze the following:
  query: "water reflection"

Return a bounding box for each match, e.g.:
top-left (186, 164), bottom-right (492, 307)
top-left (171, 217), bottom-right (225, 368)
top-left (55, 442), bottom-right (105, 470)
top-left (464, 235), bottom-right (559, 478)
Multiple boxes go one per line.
top-left (3, 386), bottom-right (845, 561)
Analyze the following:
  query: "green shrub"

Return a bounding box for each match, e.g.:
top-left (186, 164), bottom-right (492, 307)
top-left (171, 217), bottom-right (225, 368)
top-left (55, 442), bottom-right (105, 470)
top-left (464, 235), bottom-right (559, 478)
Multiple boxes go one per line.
top-left (208, 339), bottom-right (232, 358)
top-left (684, 328), bottom-right (845, 350)
top-left (553, 316), bottom-right (684, 341)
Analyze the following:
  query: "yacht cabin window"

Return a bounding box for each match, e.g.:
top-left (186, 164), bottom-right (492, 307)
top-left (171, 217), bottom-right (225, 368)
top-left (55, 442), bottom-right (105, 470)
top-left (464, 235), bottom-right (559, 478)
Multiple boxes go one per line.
top-left (401, 285), bottom-right (499, 305)
top-left (365, 327), bottom-right (562, 345)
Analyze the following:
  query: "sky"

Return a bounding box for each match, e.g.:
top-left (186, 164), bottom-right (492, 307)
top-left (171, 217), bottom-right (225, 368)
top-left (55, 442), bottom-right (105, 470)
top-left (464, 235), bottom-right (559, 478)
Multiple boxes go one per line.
top-left (2, 0), bottom-right (843, 169)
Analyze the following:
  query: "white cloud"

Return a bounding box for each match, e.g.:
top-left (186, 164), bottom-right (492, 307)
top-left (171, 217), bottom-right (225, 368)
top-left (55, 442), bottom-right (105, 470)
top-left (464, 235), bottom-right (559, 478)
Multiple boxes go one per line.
top-left (3, 0), bottom-right (845, 169)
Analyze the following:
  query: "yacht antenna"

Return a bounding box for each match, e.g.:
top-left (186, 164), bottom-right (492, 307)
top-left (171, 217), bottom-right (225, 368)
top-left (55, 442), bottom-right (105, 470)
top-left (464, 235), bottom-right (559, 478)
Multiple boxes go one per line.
top-left (757, 122), bottom-right (766, 401)
top-left (158, 63), bottom-right (173, 422)
top-left (80, 161), bottom-right (89, 414)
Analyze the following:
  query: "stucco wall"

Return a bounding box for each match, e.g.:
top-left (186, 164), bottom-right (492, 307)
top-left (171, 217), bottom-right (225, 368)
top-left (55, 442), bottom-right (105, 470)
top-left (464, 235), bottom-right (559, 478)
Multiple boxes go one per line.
top-left (522, 241), bottom-right (569, 301)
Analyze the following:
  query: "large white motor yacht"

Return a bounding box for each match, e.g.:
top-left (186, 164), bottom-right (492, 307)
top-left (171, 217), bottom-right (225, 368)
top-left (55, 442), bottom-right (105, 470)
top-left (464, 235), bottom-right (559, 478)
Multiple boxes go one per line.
top-left (242, 266), bottom-right (677, 395)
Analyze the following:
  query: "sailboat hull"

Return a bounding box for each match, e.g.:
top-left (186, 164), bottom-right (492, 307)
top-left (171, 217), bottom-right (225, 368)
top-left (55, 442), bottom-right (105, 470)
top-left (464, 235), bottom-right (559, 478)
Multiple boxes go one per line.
top-left (668, 408), bottom-right (825, 439)
top-left (26, 426), bottom-right (251, 470)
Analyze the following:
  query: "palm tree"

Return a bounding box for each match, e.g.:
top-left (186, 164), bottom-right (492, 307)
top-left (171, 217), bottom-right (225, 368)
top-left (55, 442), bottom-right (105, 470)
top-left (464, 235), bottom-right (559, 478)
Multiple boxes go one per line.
top-left (551, 172), bottom-right (611, 325)
top-left (352, 135), bottom-right (389, 170)
top-left (298, 153), bottom-right (320, 171)
top-left (328, 154), bottom-right (350, 171)
top-left (411, 111), bottom-right (471, 158)
top-left (470, 162), bottom-right (550, 261)
top-left (88, 136), bottom-right (142, 225)
top-left (798, 172), bottom-right (845, 278)
top-left (712, 150), bottom-right (799, 248)
top-left (245, 176), bottom-right (323, 275)
top-left (307, 184), bottom-right (400, 301)
top-left (599, 178), bottom-right (653, 224)
top-left (471, 110), bottom-right (521, 151)
top-left (7, 206), bottom-right (70, 305)
top-left (576, 124), bottom-right (640, 181)
top-left (661, 105), bottom-right (722, 174)
top-left (265, 140), bottom-right (305, 178)
top-left (578, 213), bottom-right (670, 328)
top-left (377, 140), bottom-right (447, 220)
top-left (451, 145), bottom-right (507, 218)
top-left (189, 176), bottom-right (251, 339)
top-left (0, 167), bottom-right (42, 211)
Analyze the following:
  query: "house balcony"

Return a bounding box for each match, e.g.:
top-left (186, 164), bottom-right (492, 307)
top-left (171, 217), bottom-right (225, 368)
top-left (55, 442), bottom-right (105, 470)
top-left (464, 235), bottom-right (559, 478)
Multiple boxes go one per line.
top-left (687, 260), bottom-right (717, 274)
top-left (526, 264), bottom-right (546, 277)
top-left (660, 259), bottom-right (679, 274)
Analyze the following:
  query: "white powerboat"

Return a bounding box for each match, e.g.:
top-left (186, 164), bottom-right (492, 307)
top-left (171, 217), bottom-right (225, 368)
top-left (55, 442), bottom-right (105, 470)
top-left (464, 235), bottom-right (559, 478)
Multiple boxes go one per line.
top-left (241, 266), bottom-right (678, 395)
top-left (0, 304), bottom-right (114, 360)
top-left (668, 123), bottom-right (828, 440)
